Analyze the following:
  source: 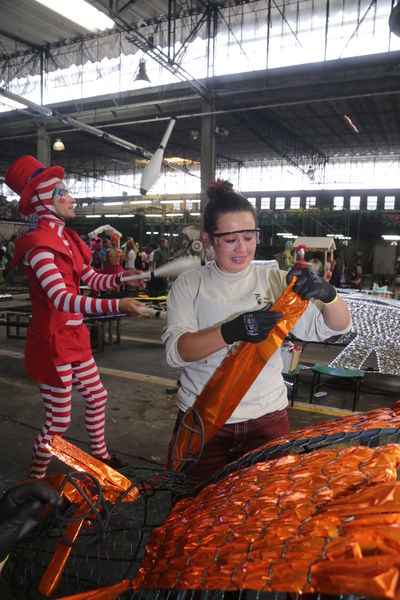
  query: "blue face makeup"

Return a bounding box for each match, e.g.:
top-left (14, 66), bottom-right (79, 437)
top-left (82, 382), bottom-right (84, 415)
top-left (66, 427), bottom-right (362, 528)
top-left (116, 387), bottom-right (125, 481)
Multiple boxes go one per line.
top-left (52, 184), bottom-right (68, 201)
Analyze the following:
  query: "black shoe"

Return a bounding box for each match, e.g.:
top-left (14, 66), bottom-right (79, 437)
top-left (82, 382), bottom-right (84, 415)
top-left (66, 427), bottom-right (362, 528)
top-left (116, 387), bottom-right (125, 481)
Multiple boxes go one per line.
top-left (100, 454), bottom-right (128, 470)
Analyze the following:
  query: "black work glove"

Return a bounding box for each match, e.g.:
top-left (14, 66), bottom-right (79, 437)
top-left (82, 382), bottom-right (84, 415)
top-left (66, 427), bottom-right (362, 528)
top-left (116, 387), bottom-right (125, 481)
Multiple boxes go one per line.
top-left (0, 481), bottom-right (63, 561)
top-left (286, 268), bottom-right (337, 303)
top-left (221, 304), bottom-right (282, 345)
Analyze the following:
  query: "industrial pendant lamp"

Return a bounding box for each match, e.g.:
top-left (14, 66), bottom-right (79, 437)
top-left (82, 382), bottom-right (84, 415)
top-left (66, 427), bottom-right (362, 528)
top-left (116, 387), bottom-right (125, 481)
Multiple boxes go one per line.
top-left (53, 138), bottom-right (65, 151)
top-left (132, 59), bottom-right (151, 88)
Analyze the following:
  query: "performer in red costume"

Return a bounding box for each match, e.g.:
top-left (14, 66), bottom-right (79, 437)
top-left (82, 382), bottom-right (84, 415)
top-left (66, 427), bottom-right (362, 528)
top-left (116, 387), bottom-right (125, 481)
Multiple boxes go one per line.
top-left (5, 156), bottom-right (144, 478)
top-left (294, 244), bottom-right (308, 270)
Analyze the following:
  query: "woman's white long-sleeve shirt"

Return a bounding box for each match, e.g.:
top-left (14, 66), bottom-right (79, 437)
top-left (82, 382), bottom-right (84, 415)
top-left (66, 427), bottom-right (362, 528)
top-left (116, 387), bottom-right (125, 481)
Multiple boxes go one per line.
top-left (162, 261), bottom-right (351, 423)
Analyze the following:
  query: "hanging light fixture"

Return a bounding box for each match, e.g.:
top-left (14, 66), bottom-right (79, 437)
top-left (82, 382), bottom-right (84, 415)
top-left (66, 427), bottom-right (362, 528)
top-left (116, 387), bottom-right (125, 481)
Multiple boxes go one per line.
top-left (132, 59), bottom-right (151, 89)
top-left (306, 165), bottom-right (315, 180)
top-left (53, 138), bottom-right (65, 151)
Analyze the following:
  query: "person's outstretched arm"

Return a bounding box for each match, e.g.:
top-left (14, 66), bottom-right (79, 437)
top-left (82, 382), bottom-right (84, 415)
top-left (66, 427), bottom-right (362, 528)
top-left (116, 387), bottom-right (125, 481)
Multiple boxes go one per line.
top-left (26, 247), bottom-right (144, 316)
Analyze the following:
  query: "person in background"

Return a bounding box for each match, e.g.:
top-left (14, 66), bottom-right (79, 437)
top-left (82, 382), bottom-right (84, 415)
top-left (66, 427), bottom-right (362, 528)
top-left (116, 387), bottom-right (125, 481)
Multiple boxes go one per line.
top-left (105, 234), bottom-right (124, 275)
top-left (280, 240), bottom-right (294, 271)
top-left (349, 267), bottom-right (362, 289)
top-left (134, 245), bottom-right (144, 270)
top-left (5, 234), bottom-right (16, 285)
top-left (162, 179), bottom-right (351, 482)
top-left (146, 244), bottom-right (156, 271)
top-left (293, 244), bottom-right (308, 270)
top-left (124, 238), bottom-right (137, 270)
top-left (309, 252), bottom-right (324, 278)
top-left (90, 238), bottom-right (102, 271)
top-left (150, 237), bottom-right (170, 295)
top-left (5, 155), bottom-right (145, 478)
top-left (356, 259), bottom-right (363, 285)
top-left (324, 251), bottom-right (333, 282)
top-left (330, 250), bottom-right (345, 287)
top-left (99, 238), bottom-right (109, 270)
top-left (138, 249), bottom-right (147, 271)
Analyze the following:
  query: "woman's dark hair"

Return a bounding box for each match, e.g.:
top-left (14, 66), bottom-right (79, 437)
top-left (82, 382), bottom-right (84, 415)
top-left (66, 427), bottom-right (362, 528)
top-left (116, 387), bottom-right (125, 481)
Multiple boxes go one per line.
top-left (203, 179), bottom-right (256, 235)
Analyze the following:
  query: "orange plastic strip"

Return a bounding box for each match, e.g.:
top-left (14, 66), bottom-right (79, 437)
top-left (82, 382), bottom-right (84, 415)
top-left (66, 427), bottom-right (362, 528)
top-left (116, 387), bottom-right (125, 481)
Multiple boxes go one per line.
top-left (39, 505), bottom-right (87, 597)
top-left (42, 473), bottom-right (99, 506)
top-left (39, 437), bottom-right (141, 597)
top-left (169, 280), bottom-right (308, 470)
top-left (48, 436), bottom-right (139, 503)
top-left (133, 445), bottom-right (400, 596)
top-left (55, 579), bottom-right (131, 600)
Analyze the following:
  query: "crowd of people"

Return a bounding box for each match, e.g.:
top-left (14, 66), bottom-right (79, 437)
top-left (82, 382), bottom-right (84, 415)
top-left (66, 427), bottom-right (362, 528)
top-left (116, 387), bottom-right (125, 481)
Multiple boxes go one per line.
top-left (87, 235), bottom-right (169, 295)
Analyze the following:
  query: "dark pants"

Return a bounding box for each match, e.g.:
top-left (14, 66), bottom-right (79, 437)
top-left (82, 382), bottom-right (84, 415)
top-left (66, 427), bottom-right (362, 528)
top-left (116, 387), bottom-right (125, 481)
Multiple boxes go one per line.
top-left (148, 275), bottom-right (168, 295)
top-left (173, 408), bottom-right (290, 483)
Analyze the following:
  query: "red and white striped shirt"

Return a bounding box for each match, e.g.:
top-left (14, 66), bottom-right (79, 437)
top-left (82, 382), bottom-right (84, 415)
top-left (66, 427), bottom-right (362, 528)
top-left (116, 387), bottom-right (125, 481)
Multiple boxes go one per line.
top-left (24, 219), bottom-right (119, 325)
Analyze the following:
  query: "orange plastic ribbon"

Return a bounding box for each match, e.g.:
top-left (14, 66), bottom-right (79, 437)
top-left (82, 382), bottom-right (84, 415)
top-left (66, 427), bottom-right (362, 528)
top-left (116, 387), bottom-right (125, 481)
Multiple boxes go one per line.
top-left (168, 280), bottom-right (308, 470)
top-left (133, 444), bottom-right (400, 596)
top-left (39, 436), bottom-right (140, 597)
top-left (48, 436), bottom-right (139, 503)
top-left (28, 403), bottom-right (400, 600)
top-left (39, 504), bottom-right (87, 597)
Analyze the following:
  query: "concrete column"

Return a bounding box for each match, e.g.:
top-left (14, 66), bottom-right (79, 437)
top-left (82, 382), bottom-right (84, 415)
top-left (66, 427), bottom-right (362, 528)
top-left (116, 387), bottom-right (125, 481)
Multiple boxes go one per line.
top-left (200, 101), bottom-right (216, 214)
top-left (36, 124), bottom-right (51, 166)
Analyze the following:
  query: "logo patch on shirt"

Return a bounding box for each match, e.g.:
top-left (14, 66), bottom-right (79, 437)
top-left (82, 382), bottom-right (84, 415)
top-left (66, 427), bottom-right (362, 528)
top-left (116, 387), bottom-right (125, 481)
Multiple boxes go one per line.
top-left (255, 294), bottom-right (270, 306)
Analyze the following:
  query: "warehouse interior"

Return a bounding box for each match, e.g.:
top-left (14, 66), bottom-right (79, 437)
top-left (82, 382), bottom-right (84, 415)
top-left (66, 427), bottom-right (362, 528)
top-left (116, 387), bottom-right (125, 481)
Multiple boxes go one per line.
top-left (1, 1), bottom-right (400, 599)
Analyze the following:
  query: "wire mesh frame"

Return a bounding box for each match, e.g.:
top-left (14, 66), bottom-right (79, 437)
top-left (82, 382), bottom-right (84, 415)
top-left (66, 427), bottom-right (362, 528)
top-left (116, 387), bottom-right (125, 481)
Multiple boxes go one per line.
top-left (132, 443), bottom-right (400, 599)
top-left (4, 423), bottom-right (400, 598)
top-left (3, 466), bottom-right (177, 600)
top-left (97, 588), bottom-right (359, 600)
top-left (193, 426), bottom-right (400, 495)
top-left (169, 406), bottom-right (205, 470)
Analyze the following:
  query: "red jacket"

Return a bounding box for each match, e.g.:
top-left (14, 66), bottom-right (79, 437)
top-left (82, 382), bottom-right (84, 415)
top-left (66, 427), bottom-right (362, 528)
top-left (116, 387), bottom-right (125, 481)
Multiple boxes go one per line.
top-left (13, 221), bottom-right (93, 387)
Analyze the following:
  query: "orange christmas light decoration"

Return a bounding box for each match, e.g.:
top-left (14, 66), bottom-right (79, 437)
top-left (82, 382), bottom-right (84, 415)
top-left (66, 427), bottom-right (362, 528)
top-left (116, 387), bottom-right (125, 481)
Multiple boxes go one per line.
top-left (20, 403), bottom-right (400, 600)
top-left (133, 444), bottom-right (400, 597)
top-left (169, 279), bottom-right (308, 470)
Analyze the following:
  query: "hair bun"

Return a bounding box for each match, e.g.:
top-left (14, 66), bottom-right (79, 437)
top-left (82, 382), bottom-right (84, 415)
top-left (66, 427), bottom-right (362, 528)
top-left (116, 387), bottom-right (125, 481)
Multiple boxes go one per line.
top-left (206, 179), bottom-right (234, 201)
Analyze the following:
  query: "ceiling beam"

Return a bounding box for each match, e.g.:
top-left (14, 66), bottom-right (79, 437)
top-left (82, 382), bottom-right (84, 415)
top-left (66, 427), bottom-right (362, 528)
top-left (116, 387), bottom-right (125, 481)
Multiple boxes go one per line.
top-left (0, 28), bottom-right (42, 51)
top-left (231, 108), bottom-right (327, 176)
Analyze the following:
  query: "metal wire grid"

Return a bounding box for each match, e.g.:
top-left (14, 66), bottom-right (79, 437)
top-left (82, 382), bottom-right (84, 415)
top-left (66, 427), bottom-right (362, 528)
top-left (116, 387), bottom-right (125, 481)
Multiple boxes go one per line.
top-left (4, 467), bottom-right (174, 599)
top-left (4, 406), bottom-right (400, 599)
top-left (133, 444), bottom-right (400, 596)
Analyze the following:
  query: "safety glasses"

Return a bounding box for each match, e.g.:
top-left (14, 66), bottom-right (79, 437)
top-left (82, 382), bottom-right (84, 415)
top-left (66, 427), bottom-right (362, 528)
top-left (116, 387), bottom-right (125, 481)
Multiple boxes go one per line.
top-left (212, 228), bottom-right (260, 246)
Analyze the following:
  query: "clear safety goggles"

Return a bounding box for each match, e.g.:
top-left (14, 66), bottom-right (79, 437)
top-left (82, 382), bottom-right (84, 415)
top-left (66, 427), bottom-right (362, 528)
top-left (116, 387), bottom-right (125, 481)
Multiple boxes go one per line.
top-left (212, 228), bottom-right (260, 246)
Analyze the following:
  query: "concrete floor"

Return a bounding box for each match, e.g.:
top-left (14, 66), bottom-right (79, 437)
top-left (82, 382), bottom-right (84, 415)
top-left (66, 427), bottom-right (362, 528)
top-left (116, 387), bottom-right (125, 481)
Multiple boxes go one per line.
top-left (0, 292), bottom-right (399, 491)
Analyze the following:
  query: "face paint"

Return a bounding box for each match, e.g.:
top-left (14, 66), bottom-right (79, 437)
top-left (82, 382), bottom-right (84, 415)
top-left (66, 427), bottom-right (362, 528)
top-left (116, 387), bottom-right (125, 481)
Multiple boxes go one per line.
top-left (52, 183), bottom-right (69, 203)
top-left (51, 181), bottom-right (77, 220)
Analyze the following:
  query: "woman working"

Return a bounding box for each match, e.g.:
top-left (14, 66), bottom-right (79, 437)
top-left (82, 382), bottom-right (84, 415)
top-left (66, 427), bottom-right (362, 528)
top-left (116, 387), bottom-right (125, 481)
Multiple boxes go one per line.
top-left (162, 180), bottom-right (351, 482)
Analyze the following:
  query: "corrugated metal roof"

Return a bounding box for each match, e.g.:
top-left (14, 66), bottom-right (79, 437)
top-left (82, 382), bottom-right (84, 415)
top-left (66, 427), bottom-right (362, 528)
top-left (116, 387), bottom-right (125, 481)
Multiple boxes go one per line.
top-left (0, 0), bottom-right (235, 58)
top-left (0, 1), bottom-right (399, 175)
top-left (0, 0), bottom-right (92, 53)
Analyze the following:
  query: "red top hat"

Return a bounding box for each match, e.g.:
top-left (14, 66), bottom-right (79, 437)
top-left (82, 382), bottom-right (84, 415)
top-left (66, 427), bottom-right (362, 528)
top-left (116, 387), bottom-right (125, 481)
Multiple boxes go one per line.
top-left (5, 155), bottom-right (64, 216)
